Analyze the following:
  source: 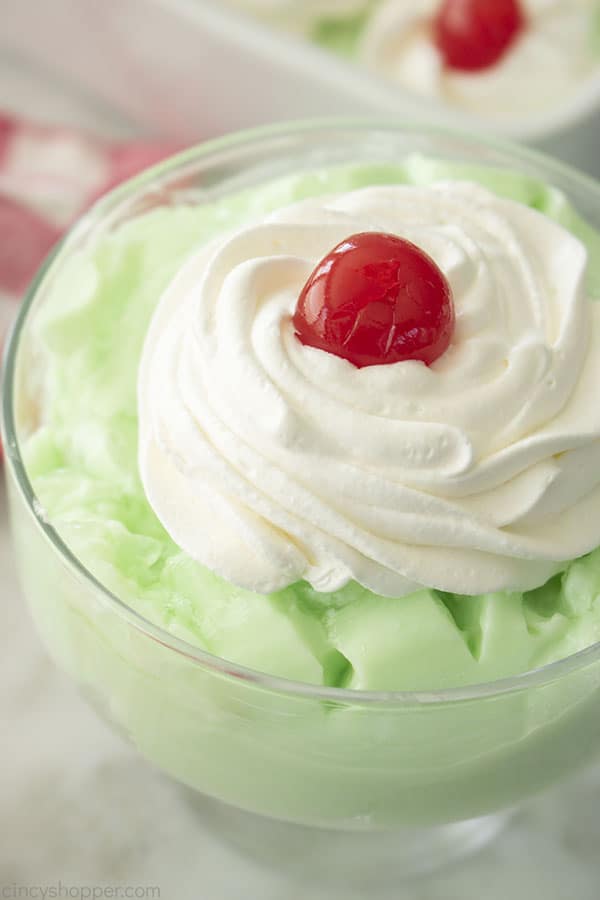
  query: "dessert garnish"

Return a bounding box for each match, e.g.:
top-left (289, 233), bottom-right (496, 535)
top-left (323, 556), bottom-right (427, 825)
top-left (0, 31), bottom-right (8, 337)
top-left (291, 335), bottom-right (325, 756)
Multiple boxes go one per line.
top-left (433, 0), bottom-right (527, 72)
top-left (293, 231), bottom-right (455, 367)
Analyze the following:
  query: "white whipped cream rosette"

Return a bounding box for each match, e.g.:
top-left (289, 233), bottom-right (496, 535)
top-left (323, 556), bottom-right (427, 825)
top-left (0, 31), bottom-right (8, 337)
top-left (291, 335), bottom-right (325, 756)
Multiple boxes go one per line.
top-left (138, 182), bottom-right (600, 598)
top-left (361, 0), bottom-right (600, 121)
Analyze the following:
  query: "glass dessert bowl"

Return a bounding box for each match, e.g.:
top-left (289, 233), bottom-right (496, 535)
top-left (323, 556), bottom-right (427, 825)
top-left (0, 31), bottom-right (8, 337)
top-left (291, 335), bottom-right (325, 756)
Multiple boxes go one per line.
top-left (4, 121), bottom-right (600, 878)
top-left (226, 0), bottom-right (600, 136)
top-left (219, 1), bottom-right (600, 178)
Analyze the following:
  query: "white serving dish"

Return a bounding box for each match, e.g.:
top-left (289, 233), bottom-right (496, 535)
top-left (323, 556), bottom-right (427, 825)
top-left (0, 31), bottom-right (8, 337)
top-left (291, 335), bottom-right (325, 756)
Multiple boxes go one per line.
top-left (2, 0), bottom-right (600, 174)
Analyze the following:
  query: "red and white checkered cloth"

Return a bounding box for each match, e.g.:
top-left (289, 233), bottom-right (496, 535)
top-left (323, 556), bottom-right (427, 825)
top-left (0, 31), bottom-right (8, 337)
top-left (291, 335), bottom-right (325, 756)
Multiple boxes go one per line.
top-left (0, 112), bottom-right (179, 340)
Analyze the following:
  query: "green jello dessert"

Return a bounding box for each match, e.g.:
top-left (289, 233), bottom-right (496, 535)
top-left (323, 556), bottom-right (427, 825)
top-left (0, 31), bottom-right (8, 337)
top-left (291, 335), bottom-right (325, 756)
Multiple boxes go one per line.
top-left (23, 156), bottom-right (600, 691)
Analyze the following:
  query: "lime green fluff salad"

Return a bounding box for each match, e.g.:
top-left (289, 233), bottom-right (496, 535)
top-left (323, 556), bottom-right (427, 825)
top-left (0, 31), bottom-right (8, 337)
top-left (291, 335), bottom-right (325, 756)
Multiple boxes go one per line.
top-left (311, 6), bottom-right (373, 59)
top-left (24, 156), bottom-right (600, 691)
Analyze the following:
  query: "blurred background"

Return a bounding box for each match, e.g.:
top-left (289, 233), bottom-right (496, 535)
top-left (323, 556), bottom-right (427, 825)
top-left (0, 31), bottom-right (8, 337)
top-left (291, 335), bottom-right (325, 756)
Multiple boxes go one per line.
top-left (2, 2), bottom-right (600, 898)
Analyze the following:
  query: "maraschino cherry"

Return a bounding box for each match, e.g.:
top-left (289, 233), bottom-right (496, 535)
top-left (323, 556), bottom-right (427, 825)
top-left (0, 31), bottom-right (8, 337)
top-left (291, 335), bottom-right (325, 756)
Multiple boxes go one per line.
top-left (293, 232), bottom-right (454, 369)
top-left (433, 0), bottom-right (526, 72)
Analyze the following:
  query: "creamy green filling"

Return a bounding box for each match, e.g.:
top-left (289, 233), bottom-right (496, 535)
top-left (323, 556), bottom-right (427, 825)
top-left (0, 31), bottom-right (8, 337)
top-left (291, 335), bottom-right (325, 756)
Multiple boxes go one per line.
top-left (311, 9), bottom-right (373, 59)
top-left (24, 158), bottom-right (600, 690)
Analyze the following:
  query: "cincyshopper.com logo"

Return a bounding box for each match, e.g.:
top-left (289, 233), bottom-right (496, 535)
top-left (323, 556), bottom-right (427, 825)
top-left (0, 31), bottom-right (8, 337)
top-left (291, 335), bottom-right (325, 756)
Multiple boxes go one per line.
top-left (1, 885), bottom-right (160, 900)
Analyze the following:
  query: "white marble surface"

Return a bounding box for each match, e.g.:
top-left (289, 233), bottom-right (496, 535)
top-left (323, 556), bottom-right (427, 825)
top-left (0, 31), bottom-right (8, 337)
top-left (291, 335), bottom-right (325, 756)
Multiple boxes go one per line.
top-left (2, 42), bottom-right (600, 900)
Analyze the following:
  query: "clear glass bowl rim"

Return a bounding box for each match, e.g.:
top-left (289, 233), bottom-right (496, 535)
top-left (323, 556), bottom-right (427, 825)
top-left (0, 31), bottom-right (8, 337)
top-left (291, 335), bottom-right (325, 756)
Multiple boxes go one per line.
top-left (4, 117), bottom-right (600, 706)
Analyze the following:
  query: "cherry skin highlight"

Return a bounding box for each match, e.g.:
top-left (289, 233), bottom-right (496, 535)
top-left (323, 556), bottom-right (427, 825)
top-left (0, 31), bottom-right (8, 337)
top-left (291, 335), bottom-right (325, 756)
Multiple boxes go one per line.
top-left (293, 232), bottom-right (455, 369)
top-left (433, 0), bottom-right (527, 72)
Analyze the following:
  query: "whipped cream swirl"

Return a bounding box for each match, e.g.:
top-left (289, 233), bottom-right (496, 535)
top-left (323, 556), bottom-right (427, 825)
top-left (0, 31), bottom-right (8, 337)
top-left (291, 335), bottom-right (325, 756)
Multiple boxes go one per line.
top-left (139, 182), bottom-right (600, 598)
top-left (361, 0), bottom-right (600, 122)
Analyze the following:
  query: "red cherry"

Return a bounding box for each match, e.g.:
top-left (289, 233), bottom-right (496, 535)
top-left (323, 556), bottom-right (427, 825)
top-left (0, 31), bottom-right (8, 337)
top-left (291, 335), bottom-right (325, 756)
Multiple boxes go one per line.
top-left (433, 0), bottom-right (526, 72)
top-left (293, 232), bottom-right (454, 369)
